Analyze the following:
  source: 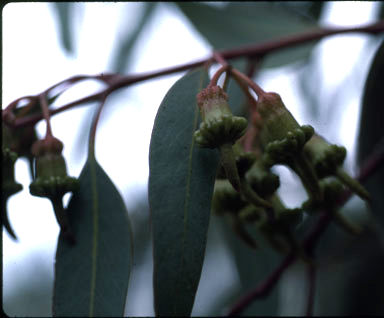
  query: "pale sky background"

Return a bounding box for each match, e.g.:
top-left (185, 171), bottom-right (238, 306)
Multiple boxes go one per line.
top-left (2, 2), bottom-right (381, 316)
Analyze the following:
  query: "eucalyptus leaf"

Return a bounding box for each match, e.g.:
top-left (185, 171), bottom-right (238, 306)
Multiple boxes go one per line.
top-left (277, 2), bottom-right (325, 23)
top-left (149, 67), bottom-right (220, 316)
top-left (217, 216), bottom-right (280, 315)
top-left (110, 2), bottom-right (157, 73)
top-left (175, 2), bottom-right (319, 69)
top-left (226, 59), bottom-right (249, 117)
top-left (357, 39), bottom-right (384, 229)
top-left (52, 3), bottom-right (74, 55)
top-left (53, 156), bottom-right (133, 317)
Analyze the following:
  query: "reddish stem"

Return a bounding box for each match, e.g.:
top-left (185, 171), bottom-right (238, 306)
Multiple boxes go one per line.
top-left (209, 65), bottom-right (229, 87)
top-left (230, 68), bottom-right (265, 97)
top-left (7, 22), bottom-right (384, 128)
top-left (39, 93), bottom-right (53, 138)
top-left (88, 93), bottom-right (109, 158)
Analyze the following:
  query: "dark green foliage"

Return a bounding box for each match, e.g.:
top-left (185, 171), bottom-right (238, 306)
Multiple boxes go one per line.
top-left (358, 39), bottom-right (384, 228)
top-left (53, 156), bottom-right (133, 316)
top-left (149, 68), bottom-right (220, 316)
top-left (176, 2), bottom-right (319, 68)
top-left (52, 3), bottom-right (74, 55)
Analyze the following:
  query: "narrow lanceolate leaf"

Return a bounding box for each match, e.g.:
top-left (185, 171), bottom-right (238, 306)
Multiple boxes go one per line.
top-left (357, 39), bottom-right (384, 229)
top-left (110, 2), bottom-right (157, 73)
top-left (53, 157), bottom-right (133, 317)
top-left (149, 68), bottom-right (220, 316)
top-left (52, 3), bottom-right (74, 55)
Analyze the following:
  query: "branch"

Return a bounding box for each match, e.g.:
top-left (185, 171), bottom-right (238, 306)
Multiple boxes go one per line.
top-left (7, 21), bottom-right (384, 128)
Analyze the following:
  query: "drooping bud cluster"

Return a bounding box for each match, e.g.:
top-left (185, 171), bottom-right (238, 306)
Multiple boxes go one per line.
top-left (203, 72), bottom-right (369, 257)
top-left (256, 91), bottom-right (321, 201)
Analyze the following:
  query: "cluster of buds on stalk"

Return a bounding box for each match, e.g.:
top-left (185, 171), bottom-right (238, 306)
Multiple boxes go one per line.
top-left (2, 91), bottom-right (79, 244)
top-left (195, 67), bottom-right (370, 255)
top-left (195, 85), bottom-right (271, 209)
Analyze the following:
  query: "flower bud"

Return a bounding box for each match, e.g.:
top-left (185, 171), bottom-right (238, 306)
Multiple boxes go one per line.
top-left (304, 134), bottom-right (370, 201)
top-left (29, 137), bottom-right (77, 198)
top-left (211, 179), bottom-right (247, 215)
top-left (258, 92), bottom-right (306, 142)
top-left (246, 156), bottom-right (280, 198)
top-left (29, 136), bottom-right (77, 244)
top-left (302, 179), bottom-right (362, 235)
top-left (194, 86), bottom-right (248, 148)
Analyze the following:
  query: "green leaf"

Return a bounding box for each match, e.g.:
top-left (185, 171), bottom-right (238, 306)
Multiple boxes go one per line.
top-left (109, 2), bottom-right (157, 73)
top-left (53, 156), bottom-right (133, 317)
top-left (52, 3), bottom-right (74, 55)
top-left (217, 216), bottom-right (280, 315)
top-left (277, 2), bottom-right (325, 22)
top-left (175, 3), bottom-right (319, 68)
top-left (357, 39), bottom-right (384, 229)
top-left (149, 67), bottom-right (220, 316)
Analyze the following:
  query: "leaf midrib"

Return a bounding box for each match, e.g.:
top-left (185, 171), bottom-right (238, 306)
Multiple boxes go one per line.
top-left (177, 70), bottom-right (206, 313)
top-left (89, 158), bottom-right (99, 317)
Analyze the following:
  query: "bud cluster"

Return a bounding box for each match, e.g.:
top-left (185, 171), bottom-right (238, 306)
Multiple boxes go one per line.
top-left (195, 74), bottom-right (370, 255)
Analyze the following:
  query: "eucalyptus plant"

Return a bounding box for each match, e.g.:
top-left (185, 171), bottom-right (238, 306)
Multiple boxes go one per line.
top-left (3, 3), bottom-right (384, 317)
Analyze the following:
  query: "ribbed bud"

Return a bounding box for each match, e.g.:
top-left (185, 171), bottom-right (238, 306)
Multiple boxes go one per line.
top-left (29, 137), bottom-right (78, 199)
top-left (194, 86), bottom-right (248, 148)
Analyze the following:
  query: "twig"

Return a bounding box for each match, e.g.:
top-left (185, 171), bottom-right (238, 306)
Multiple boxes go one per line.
top-left (8, 21), bottom-right (384, 128)
top-left (88, 93), bottom-right (109, 158)
top-left (39, 93), bottom-right (53, 138)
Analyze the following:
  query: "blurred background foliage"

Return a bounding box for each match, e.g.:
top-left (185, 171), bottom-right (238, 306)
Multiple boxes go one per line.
top-left (3, 2), bottom-right (384, 316)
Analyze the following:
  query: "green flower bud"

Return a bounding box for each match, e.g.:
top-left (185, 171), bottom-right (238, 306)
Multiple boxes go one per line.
top-left (305, 135), bottom-right (346, 178)
top-left (246, 156), bottom-right (280, 198)
top-left (304, 134), bottom-right (370, 201)
top-left (215, 145), bottom-right (255, 179)
top-left (257, 92), bottom-right (312, 143)
top-left (269, 194), bottom-right (303, 229)
top-left (264, 125), bottom-right (314, 165)
top-left (29, 137), bottom-right (78, 198)
top-left (194, 85), bottom-right (248, 148)
top-left (29, 136), bottom-right (78, 244)
top-left (255, 91), bottom-right (321, 200)
top-left (302, 179), bottom-right (342, 212)
top-left (302, 179), bottom-right (363, 235)
top-left (211, 179), bottom-right (247, 215)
